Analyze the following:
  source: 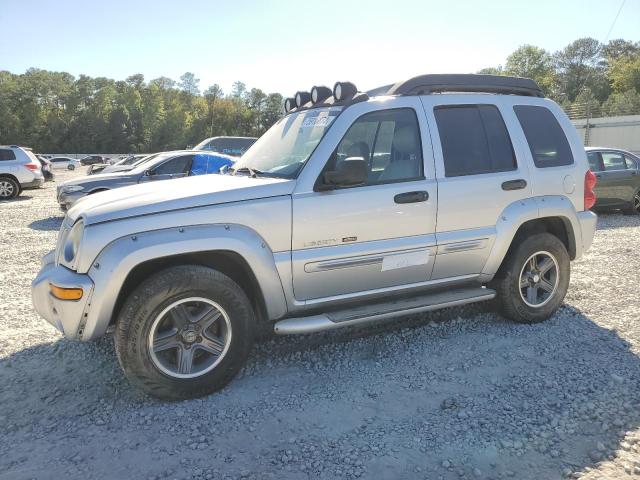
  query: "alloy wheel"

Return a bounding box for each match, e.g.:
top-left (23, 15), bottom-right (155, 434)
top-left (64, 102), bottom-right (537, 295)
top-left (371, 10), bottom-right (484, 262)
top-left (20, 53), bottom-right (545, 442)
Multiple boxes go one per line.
top-left (0, 180), bottom-right (15, 198)
top-left (518, 251), bottom-right (559, 308)
top-left (148, 297), bottom-right (232, 379)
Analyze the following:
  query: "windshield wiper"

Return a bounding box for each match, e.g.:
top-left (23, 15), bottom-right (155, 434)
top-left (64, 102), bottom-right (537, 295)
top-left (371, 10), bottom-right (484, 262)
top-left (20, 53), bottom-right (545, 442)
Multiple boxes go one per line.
top-left (230, 166), bottom-right (264, 178)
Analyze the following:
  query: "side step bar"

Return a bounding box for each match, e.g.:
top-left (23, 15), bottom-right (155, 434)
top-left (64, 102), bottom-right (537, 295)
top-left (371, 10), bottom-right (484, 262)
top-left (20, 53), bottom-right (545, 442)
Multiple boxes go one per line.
top-left (274, 287), bottom-right (495, 335)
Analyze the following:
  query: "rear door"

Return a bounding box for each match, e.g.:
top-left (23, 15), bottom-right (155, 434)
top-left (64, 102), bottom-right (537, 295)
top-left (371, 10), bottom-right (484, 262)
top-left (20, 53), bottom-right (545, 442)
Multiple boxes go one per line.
top-left (597, 151), bottom-right (637, 207)
top-left (421, 96), bottom-right (531, 280)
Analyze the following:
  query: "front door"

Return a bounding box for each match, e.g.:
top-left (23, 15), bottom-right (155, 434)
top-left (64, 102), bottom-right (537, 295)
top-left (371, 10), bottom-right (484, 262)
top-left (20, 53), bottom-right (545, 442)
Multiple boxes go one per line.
top-left (291, 103), bottom-right (437, 301)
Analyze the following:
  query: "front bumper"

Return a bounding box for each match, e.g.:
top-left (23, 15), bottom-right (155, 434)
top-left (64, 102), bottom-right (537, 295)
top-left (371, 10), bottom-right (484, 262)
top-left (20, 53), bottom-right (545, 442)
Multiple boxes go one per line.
top-left (31, 251), bottom-right (94, 339)
top-left (57, 190), bottom-right (87, 210)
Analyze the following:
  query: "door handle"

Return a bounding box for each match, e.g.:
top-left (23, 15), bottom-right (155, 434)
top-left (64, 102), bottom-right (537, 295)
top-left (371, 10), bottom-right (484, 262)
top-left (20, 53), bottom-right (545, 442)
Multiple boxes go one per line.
top-left (394, 191), bottom-right (428, 204)
top-left (501, 179), bottom-right (527, 191)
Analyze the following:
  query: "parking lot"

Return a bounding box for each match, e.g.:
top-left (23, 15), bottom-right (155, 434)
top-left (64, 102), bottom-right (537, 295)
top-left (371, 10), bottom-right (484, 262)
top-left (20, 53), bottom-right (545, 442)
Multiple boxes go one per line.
top-left (1, 169), bottom-right (639, 480)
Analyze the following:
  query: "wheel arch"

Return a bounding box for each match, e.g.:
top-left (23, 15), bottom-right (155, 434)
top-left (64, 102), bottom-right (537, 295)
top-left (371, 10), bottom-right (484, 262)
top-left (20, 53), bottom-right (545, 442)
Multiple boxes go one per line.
top-left (111, 250), bottom-right (267, 328)
top-left (482, 196), bottom-right (582, 278)
top-left (81, 224), bottom-right (288, 340)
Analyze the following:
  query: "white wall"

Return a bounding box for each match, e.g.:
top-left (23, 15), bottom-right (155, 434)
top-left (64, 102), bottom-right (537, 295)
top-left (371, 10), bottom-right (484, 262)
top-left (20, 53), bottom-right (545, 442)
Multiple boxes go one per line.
top-left (572, 115), bottom-right (640, 154)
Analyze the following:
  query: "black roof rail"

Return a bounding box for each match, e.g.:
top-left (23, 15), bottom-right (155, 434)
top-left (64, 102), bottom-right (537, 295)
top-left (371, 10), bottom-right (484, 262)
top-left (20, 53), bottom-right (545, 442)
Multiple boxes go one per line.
top-left (383, 74), bottom-right (544, 98)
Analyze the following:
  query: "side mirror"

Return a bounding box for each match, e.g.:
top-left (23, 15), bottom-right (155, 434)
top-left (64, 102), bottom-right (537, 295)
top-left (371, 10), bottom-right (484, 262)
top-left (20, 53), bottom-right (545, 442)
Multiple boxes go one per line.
top-left (144, 170), bottom-right (152, 177)
top-left (321, 157), bottom-right (367, 190)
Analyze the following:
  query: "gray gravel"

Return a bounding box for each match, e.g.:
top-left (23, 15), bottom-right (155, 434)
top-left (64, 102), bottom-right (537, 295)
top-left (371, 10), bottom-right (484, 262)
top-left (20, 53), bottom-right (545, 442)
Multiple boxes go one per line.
top-left (1, 169), bottom-right (639, 480)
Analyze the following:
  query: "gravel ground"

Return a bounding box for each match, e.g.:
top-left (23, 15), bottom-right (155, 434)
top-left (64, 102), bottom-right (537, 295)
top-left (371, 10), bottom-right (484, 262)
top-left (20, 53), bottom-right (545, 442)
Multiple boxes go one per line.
top-left (1, 169), bottom-right (639, 480)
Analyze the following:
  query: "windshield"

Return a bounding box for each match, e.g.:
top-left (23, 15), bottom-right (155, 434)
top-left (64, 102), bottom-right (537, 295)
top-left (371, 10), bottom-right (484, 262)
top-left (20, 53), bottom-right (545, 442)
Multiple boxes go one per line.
top-left (194, 137), bottom-right (257, 156)
top-left (129, 153), bottom-right (160, 168)
top-left (130, 153), bottom-right (171, 174)
top-left (231, 107), bottom-right (342, 178)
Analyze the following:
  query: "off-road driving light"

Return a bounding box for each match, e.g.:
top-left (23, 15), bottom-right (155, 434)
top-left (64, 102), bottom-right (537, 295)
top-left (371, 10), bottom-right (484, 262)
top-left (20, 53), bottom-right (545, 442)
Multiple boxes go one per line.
top-left (333, 81), bottom-right (357, 101)
top-left (284, 97), bottom-right (296, 113)
top-left (311, 86), bottom-right (332, 104)
top-left (50, 284), bottom-right (83, 301)
top-left (295, 91), bottom-right (311, 108)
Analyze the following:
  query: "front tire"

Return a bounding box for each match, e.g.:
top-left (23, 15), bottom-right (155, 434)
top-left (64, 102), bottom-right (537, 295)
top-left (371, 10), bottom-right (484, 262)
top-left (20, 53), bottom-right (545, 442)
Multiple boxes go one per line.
top-left (0, 177), bottom-right (20, 199)
top-left (491, 233), bottom-right (570, 324)
top-left (115, 265), bottom-right (255, 400)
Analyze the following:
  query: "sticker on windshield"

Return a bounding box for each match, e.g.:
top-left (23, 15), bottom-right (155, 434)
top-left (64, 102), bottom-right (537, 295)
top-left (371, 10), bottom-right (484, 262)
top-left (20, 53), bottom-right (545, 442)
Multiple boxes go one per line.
top-left (301, 115), bottom-right (335, 128)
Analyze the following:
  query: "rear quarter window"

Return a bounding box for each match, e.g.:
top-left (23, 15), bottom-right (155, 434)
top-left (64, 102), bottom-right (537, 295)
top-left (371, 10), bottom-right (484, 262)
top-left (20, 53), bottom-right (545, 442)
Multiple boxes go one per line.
top-left (0, 149), bottom-right (16, 161)
top-left (514, 105), bottom-right (573, 168)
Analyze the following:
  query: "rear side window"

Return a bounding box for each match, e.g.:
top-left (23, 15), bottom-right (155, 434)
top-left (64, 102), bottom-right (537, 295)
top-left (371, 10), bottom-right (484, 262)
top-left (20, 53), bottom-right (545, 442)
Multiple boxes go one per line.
top-left (434, 105), bottom-right (516, 177)
top-left (514, 105), bottom-right (573, 168)
top-left (0, 149), bottom-right (16, 161)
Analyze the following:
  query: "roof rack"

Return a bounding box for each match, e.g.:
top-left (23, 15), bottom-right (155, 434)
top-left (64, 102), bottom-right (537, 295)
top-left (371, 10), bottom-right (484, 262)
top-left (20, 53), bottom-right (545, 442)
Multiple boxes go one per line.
top-left (381, 74), bottom-right (544, 98)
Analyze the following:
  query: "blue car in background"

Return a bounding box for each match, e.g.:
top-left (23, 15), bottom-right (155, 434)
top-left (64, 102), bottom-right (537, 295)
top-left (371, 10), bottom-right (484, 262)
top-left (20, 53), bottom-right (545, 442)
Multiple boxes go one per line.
top-left (193, 136), bottom-right (257, 157)
top-left (56, 150), bottom-right (236, 209)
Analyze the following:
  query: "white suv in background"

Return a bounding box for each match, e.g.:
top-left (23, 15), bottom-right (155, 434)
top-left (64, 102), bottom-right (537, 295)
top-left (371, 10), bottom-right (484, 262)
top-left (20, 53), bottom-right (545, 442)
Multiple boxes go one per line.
top-left (0, 145), bottom-right (44, 199)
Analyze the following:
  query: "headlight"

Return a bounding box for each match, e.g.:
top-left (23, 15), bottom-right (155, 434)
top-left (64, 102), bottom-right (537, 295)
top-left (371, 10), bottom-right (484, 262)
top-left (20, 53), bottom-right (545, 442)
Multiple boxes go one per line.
top-left (63, 220), bottom-right (84, 264)
top-left (63, 185), bottom-right (85, 193)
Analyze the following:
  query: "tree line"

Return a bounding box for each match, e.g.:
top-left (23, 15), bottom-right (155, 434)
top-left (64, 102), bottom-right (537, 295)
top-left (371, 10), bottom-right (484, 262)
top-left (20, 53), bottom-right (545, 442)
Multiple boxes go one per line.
top-left (1, 37), bottom-right (639, 154)
top-left (0, 71), bottom-right (283, 154)
top-left (479, 38), bottom-right (640, 117)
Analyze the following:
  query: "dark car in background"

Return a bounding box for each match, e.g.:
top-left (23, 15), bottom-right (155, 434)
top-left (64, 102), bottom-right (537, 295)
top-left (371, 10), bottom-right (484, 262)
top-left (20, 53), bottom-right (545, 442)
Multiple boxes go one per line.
top-left (80, 155), bottom-right (108, 166)
top-left (586, 147), bottom-right (640, 214)
top-left (193, 136), bottom-right (257, 157)
top-left (57, 150), bottom-right (235, 209)
top-left (36, 155), bottom-right (54, 181)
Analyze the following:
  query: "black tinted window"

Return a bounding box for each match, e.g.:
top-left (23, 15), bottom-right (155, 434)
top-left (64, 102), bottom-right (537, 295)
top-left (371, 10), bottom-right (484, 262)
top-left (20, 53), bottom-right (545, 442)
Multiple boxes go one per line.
top-left (0, 149), bottom-right (16, 161)
top-left (514, 105), bottom-right (573, 168)
top-left (434, 105), bottom-right (516, 177)
top-left (152, 155), bottom-right (192, 175)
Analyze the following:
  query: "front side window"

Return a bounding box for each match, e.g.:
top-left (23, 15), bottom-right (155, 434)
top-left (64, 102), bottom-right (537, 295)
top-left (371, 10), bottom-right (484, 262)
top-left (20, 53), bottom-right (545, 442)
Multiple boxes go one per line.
top-left (602, 152), bottom-right (627, 171)
top-left (323, 108), bottom-right (423, 185)
top-left (152, 155), bottom-right (192, 176)
top-left (514, 105), bottom-right (574, 168)
top-left (232, 107), bottom-right (342, 178)
top-left (625, 154), bottom-right (639, 169)
top-left (0, 149), bottom-right (16, 161)
top-left (434, 104), bottom-right (516, 177)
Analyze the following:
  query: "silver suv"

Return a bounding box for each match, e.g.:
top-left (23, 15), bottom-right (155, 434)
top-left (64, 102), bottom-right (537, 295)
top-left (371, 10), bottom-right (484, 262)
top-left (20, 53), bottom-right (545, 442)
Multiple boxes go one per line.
top-left (32, 74), bottom-right (598, 400)
top-left (0, 145), bottom-right (44, 199)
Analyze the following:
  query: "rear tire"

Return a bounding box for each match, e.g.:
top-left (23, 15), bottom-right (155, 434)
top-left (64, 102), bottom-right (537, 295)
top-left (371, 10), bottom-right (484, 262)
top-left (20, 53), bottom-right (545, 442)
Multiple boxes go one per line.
top-left (491, 233), bottom-right (570, 324)
top-left (115, 265), bottom-right (255, 400)
top-left (0, 177), bottom-right (20, 200)
top-left (622, 189), bottom-right (640, 215)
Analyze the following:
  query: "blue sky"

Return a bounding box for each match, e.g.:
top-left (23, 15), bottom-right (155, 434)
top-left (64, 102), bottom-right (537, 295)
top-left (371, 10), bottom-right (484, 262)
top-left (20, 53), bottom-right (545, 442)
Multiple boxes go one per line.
top-left (1, 0), bottom-right (638, 96)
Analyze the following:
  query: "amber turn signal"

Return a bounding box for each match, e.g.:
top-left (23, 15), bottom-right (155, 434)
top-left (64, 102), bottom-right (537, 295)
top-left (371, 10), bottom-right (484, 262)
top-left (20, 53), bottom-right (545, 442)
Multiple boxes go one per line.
top-left (50, 284), bottom-right (83, 301)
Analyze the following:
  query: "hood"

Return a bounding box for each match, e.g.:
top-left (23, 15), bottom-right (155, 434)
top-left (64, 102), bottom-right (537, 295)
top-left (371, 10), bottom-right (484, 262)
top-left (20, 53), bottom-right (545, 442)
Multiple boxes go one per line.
top-left (62, 171), bottom-right (138, 187)
top-left (67, 174), bottom-right (295, 225)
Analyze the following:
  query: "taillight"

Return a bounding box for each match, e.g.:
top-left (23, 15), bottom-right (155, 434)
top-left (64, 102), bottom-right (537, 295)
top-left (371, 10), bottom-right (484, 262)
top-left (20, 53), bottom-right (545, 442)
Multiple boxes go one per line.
top-left (584, 170), bottom-right (597, 210)
top-left (25, 163), bottom-right (40, 171)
